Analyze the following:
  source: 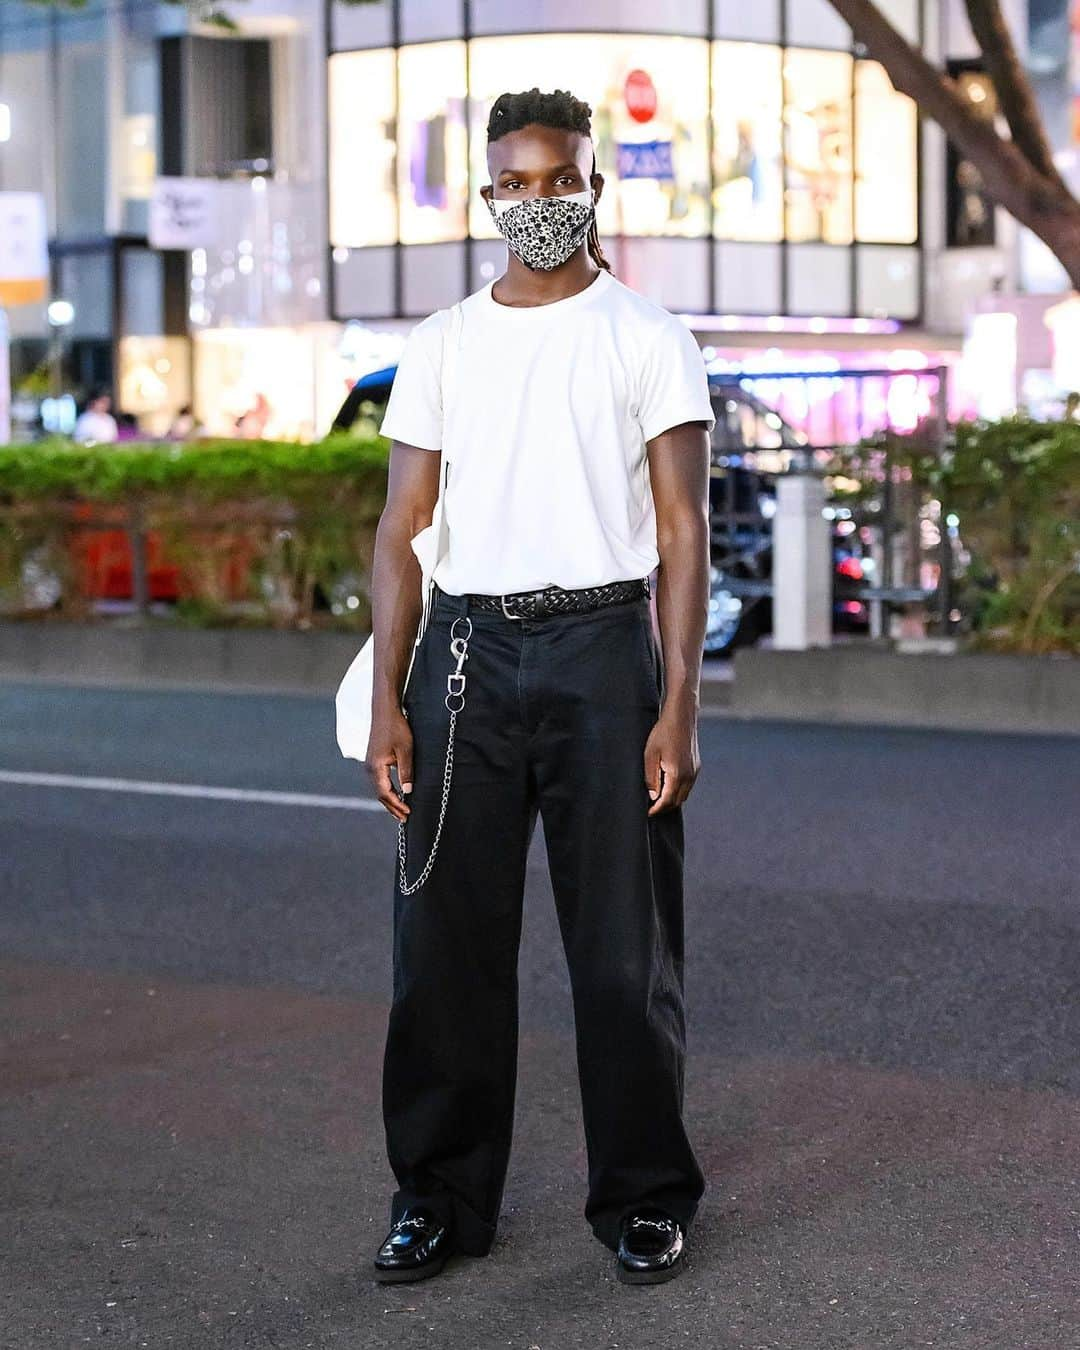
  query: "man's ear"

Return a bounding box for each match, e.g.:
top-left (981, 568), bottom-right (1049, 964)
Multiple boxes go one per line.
top-left (590, 171), bottom-right (605, 206)
top-left (479, 183), bottom-right (494, 205)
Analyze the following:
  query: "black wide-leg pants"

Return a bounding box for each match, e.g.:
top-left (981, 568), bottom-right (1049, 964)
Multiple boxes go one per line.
top-left (382, 582), bottom-right (705, 1256)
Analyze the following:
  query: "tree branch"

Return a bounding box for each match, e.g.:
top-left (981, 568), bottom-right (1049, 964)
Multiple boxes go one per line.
top-left (828, 0), bottom-right (1077, 228)
top-left (962, 0), bottom-right (1070, 195)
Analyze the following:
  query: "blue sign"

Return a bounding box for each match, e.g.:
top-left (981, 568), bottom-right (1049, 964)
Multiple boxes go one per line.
top-left (615, 140), bottom-right (675, 182)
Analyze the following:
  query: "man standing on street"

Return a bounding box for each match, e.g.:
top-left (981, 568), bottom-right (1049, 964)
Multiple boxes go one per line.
top-left (365, 88), bottom-right (714, 1286)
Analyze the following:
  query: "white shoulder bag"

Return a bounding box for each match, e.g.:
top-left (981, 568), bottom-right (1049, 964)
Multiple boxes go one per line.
top-left (334, 300), bottom-right (464, 764)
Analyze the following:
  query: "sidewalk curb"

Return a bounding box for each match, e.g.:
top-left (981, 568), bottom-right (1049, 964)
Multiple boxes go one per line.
top-left (732, 647), bottom-right (1080, 737)
top-left (0, 622), bottom-right (365, 696)
top-left (9, 625), bottom-right (1071, 737)
top-left (0, 621), bottom-right (738, 707)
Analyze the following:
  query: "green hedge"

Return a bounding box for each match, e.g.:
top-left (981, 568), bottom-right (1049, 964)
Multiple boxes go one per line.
top-left (849, 415), bottom-right (1080, 654)
top-left (1, 421), bottom-right (1076, 650)
top-left (948, 417), bottom-right (1079, 654)
top-left (0, 433), bottom-right (389, 500)
top-left (0, 435), bottom-right (390, 630)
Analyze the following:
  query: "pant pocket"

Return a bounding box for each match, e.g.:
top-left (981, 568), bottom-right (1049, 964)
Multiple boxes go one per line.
top-left (402, 619), bottom-right (440, 715)
top-left (635, 605), bottom-right (663, 704)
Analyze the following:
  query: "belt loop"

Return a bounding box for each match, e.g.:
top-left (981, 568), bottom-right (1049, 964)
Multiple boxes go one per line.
top-left (444, 585), bottom-right (469, 620)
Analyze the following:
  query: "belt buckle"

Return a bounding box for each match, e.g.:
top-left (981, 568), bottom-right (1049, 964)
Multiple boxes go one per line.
top-left (500, 588), bottom-right (548, 620)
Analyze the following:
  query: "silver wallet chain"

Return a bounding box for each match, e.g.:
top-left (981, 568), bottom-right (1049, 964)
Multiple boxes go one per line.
top-left (395, 614), bottom-right (473, 894)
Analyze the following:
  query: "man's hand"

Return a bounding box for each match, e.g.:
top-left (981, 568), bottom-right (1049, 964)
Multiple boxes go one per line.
top-left (643, 704), bottom-right (701, 816)
top-left (643, 418), bottom-right (709, 818)
top-left (366, 708), bottom-right (414, 823)
top-left (366, 439), bottom-right (441, 824)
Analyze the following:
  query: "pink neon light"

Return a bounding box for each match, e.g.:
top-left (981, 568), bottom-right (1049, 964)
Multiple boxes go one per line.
top-left (679, 313), bottom-right (902, 335)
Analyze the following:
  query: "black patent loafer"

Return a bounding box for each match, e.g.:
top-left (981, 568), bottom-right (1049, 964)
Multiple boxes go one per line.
top-left (615, 1207), bottom-right (686, 1285)
top-left (372, 1206), bottom-right (454, 1283)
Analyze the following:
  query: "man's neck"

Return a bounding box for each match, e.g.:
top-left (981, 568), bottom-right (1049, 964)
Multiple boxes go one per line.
top-left (491, 247), bottom-right (601, 309)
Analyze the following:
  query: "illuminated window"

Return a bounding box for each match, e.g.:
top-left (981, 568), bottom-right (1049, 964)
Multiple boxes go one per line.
top-left (468, 34), bottom-right (710, 239)
top-left (855, 62), bottom-right (917, 244)
top-left (946, 67), bottom-right (996, 249)
top-left (782, 48), bottom-right (853, 245)
top-left (711, 42), bottom-right (783, 241)
top-left (328, 50), bottom-right (396, 247)
top-left (325, 34), bottom-right (922, 310)
top-left (397, 42), bottom-right (469, 244)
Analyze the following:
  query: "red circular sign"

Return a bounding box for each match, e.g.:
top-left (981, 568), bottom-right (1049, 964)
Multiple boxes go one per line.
top-left (624, 69), bottom-right (657, 124)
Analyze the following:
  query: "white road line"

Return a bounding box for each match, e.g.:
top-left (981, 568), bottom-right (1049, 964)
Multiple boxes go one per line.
top-left (0, 769), bottom-right (383, 812)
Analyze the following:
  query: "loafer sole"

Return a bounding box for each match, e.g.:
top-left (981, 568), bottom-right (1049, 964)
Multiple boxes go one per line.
top-left (373, 1249), bottom-right (451, 1284)
top-left (616, 1256), bottom-right (684, 1285)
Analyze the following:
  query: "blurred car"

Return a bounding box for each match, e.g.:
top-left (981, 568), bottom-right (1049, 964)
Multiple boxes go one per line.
top-left (331, 366), bottom-right (396, 433)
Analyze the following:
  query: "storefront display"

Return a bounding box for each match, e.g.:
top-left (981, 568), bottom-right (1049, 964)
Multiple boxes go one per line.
top-left (711, 42), bottom-right (784, 241)
top-left (117, 335), bottom-right (189, 438)
top-left (193, 323), bottom-right (355, 442)
top-left (326, 29), bottom-right (920, 324)
top-left (328, 48), bottom-right (396, 247)
top-left (945, 66), bottom-right (997, 249)
top-left (328, 34), bottom-right (915, 252)
top-left (397, 42), bottom-right (469, 244)
top-left (855, 62), bottom-right (917, 244)
top-left (783, 47), bottom-right (854, 245)
top-left (467, 34), bottom-right (711, 239)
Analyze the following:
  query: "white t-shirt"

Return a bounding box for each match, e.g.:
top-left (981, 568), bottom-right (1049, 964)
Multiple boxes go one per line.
top-left (379, 267), bottom-right (715, 594)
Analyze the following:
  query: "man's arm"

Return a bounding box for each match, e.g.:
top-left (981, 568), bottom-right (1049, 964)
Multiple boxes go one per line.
top-left (642, 420), bottom-right (711, 816)
top-left (366, 440), bottom-right (443, 822)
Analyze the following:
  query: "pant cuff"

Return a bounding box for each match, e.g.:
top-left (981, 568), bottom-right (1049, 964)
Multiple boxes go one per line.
top-left (390, 1187), bottom-right (498, 1258)
top-left (587, 1188), bottom-right (703, 1253)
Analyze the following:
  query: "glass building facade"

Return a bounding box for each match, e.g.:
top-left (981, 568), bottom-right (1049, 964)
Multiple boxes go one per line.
top-left (4, 0), bottom-right (1005, 438)
top-left (328, 0), bottom-right (923, 322)
top-left (0, 0), bottom-right (172, 420)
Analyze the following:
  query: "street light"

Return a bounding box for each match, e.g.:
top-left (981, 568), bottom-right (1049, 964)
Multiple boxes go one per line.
top-left (47, 300), bottom-right (74, 328)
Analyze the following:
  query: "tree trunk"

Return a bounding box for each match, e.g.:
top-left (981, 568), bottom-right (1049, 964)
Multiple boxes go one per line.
top-left (827, 0), bottom-right (1080, 289)
top-left (1030, 208), bottom-right (1080, 291)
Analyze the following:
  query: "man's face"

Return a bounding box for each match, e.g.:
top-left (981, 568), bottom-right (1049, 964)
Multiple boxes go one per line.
top-left (481, 124), bottom-right (603, 209)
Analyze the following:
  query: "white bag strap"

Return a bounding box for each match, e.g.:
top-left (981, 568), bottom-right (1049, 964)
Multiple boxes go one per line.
top-left (441, 300), bottom-right (463, 415)
top-left (417, 301), bottom-right (464, 638)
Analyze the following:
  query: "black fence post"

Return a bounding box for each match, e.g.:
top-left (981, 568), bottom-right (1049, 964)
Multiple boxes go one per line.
top-left (938, 479), bottom-right (954, 636)
top-left (935, 368), bottom-right (953, 637)
top-left (880, 441), bottom-right (893, 642)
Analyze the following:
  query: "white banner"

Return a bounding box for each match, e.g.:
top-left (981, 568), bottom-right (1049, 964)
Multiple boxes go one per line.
top-left (148, 177), bottom-right (222, 250)
top-left (0, 307), bottom-right (10, 445)
top-left (0, 192), bottom-right (48, 297)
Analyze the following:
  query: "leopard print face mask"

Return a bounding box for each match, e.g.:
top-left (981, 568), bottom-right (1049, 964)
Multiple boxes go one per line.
top-left (486, 189), bottom-right (595, 271)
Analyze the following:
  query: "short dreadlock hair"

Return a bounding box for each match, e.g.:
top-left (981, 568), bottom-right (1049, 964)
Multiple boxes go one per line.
top-left (487, 87), bottom-right (611, 274)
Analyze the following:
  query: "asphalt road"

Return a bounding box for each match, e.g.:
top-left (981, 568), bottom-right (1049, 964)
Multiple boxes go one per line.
top-left (2, 679), bottom-right (1079, 1350)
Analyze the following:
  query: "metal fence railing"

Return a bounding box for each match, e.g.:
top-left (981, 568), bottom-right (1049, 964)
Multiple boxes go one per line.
top-left (705, 366), bottom-right (957, 652)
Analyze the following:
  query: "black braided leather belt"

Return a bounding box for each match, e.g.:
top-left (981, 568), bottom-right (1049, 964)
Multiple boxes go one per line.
top-left (464, 577), bottom-right (650, 620)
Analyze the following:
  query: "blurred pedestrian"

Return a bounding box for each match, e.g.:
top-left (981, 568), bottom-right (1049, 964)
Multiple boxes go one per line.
top-left (234, 392), bottom-right (271, 440)
top-left (168, 404), bottom-right (202, 440)
top-left (73, 389), bottom-right (118, 445)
